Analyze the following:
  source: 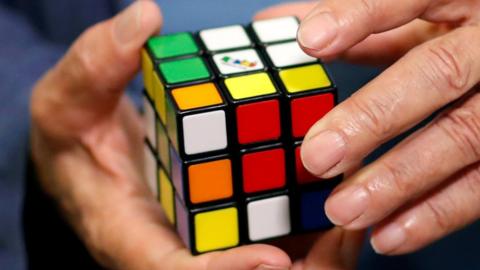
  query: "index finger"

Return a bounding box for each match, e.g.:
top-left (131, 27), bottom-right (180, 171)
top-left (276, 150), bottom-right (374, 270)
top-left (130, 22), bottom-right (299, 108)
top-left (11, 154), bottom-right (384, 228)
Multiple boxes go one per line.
top-left (297, 0), bottom-right (476, 58)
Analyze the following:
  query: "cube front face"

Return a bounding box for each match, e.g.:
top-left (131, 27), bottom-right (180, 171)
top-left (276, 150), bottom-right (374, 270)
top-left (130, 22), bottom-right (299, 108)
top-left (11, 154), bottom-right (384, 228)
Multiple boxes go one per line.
top-left (142, 16), bottom-right (341, 255)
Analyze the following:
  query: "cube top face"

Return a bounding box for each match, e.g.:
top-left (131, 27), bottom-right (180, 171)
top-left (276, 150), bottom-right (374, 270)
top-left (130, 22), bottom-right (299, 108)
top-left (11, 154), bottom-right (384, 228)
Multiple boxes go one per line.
top-left (224, 72), bottom-right (277, 100)
top-left (159, 57), bottom-right (211, 85)
top-left (171, 83), bottom-right (224, 111)
top-left (252, 17), bottom-right (299, 44)
top-left (199, 25), bottom-right (252, 52)
top-left (147, 32), bottom-right (199, 60)
top-left (142, 16), bottom-right (341, 255)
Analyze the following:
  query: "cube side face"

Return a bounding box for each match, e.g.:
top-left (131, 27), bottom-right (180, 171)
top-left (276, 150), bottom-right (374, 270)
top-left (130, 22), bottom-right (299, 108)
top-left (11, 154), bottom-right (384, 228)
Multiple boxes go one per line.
top-left (143, 17), bottom-right (341, 255)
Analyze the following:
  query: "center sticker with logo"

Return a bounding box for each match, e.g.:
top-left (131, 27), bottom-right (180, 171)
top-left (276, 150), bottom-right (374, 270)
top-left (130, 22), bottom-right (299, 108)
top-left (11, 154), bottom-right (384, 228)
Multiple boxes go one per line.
top-left (213, 49), bottom-right (264, 75)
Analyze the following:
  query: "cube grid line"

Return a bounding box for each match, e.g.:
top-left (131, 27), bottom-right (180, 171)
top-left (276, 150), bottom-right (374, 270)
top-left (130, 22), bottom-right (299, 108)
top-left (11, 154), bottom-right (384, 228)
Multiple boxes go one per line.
top-left (142, 16), bottom-right (341, 255)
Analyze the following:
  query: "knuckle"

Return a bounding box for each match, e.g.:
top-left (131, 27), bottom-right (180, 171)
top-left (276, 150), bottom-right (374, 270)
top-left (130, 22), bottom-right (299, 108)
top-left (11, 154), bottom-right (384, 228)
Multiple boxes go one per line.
top-left (357, 0), bottom-right (378, 23)
top-left (377, 159), bottom-right (418, 196)
top-left (435, 105), bottom-right (480, 161)
top-left (424, 198), bottom-right (455, 234)
top-left (70, 43), bottom-right (103, 84)
top-left (346, 93), bottom-right (396, 140)
top-left (464, 166), bottom-right (480, 198)
top-left (418, 38), bottom-right (471, 99)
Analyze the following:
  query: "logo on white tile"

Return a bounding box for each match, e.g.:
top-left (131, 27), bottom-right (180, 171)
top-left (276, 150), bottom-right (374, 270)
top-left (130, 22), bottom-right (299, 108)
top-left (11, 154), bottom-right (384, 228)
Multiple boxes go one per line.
top-left (214, 49), bottom-right (264, 75)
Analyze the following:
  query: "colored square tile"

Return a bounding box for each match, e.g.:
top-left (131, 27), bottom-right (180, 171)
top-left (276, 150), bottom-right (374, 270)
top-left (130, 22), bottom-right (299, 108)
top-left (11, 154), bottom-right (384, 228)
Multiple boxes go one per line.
top-left (166, 97), bottom-right (179, 151)
top-left (291, 93), bottom-right (335, 138)
top-left (182, 110), bottom-right (228, 155)
top-left (213, 49), bottom-right (264, 76)
top-left (279, 64), bottom-right (332, 93)
top-left (242, 148), bottom-right (286, 193)
top-left (143, 97), bottom-right (156, 149)
top-left (172, 83), bottom-right (223, 111)
top-left (188, 159), bottom-right (233, 204)
top-left (200, 25), bottom-right (251, 52)
top-left (194, 207), bottom-right (239, 253)
top-left (300, 190), bottom-right (333, 230)
top-left (247, 195), bottom-right (291, 241)
top-left (266, 41), bottom-right (316, 68)
top-left (147, 33), bottom-right (199, 59)
top-left (252, 17), bottom-right (299, 43)
top-left (160, 168), bottom-right (175, 225)
top-left (142, 49), bottom-right (154, 99)
top-left (236, 99), bottom-right (281, 145)
top-left (170, 146), bottom-right (184, 201)
top-left (156, 120), bottom-right (170, 172)
top-left (224, 72), bottom-right (277, 100)
top-left (144, 144), bottom-right (158, 199)
top-left (175, 196), bottom-right (191, 250)
top-left (153, 72), bottom-right (167, 124)
top-left (295, 145), bottom-right (321, 184)
top-left (159, 57), bottom-right (211, 85)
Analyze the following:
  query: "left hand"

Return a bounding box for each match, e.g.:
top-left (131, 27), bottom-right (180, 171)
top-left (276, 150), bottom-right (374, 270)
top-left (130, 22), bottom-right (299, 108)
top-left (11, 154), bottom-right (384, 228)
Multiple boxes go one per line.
top-left (257, 0), bottom-right (480, 257)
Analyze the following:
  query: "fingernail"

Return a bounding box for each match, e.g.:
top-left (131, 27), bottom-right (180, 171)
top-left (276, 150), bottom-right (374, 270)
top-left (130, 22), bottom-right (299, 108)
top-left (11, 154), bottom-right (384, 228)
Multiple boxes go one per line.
top-left (114, 1), bottom-right (142, 44)
top-left (300, 130), bottom-right (346, 177)
top-left (254, 264), bottom-right (289, 270)
top-left (371, 222), bottom-right (406, 254)
top-left (298, 12), bottom-right (338, 51)
top-left (325, 185), bottom-right (369, 226)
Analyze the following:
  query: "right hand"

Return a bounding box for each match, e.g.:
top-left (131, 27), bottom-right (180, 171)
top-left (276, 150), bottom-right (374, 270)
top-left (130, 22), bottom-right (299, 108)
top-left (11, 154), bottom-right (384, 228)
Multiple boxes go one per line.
top-left (30, 1), bottom-right (363, 269)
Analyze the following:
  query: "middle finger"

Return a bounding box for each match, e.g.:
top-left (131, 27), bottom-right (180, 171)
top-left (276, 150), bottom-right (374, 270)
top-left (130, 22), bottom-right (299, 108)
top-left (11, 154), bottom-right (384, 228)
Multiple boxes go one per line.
top-left (301, 24), bottom-right (480, 179)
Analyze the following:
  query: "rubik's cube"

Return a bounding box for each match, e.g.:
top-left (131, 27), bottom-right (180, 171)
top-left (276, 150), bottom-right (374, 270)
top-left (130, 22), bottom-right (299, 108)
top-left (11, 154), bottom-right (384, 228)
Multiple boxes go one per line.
top-left (142, 17), bottom-right (340, 255)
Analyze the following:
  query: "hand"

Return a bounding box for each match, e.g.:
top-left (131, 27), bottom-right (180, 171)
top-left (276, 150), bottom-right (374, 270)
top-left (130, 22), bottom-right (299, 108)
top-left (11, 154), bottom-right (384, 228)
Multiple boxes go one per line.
top-left (257, 0), bottom-right (480, 256)
top-left (30, 1), bottom-right (362, 269)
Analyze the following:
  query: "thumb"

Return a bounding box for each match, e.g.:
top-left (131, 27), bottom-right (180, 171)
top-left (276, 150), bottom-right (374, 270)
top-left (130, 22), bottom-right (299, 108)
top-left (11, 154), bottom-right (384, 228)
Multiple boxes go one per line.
top-left (31, 0), bottom-right (162, 139)
top-left (206, 244), bottom-right (292, 270)
top-left (254, 1), bottom-right (317, 20)
top-left (299, 228), bottom-right (365, 270)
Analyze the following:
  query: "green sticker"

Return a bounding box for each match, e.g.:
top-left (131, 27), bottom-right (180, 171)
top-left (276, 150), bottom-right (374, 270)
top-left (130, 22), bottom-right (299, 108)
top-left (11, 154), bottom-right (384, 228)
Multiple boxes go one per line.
top-left (148, 33), bottom-right (199, 59)
top-left (159, 57), bottom-right (211, 84)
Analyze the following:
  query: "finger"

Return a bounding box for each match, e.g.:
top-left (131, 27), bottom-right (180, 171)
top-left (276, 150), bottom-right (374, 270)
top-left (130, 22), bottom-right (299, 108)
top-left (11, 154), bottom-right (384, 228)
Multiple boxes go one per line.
top-left (325, 90), bottom-right (480, 229)
top-left (302, 227), bottom-right (365, 269)
top-left (301, 24), bottom-right (480, 179)
top-left (296, 0), bottom-right (477, 58)
top-left (370, 162), bottom-right (480, 255)
top-left (254, 1), bottom-right (317, 21)
top-left (341, 20), bottom-right (450, 65)
top-left (31, 0), bottom-right (162, 139)
top-left (255, 3), bottom-right (446, 66)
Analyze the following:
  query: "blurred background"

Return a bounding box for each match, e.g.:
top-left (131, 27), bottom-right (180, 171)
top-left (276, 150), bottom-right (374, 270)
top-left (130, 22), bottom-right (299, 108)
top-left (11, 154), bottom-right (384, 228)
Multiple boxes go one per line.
top-left (1, 1), bottom-right (479, 270)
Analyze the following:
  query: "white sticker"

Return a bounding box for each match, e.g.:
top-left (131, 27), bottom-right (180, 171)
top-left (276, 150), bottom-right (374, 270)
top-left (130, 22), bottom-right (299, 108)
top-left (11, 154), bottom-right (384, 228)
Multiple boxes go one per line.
top-left (200, 25), bottom-right (252, 52)
top-left (252, 17), bottom-right (299, 43)
top-left (213, 49), bottom-right (264, 75)
top-left (266, 41), bottom-right (316, 68)
top-left (247, 195), bottom-right (291, 241)
top-left (182, 110), bottom-right (228, 155)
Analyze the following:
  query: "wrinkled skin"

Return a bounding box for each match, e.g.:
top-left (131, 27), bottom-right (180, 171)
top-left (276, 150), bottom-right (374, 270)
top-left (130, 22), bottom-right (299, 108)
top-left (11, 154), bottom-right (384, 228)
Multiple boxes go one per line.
top-left (257, 0), bottom-right (480, 257)
top-left (30, 1), bottom-right (364, 269)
